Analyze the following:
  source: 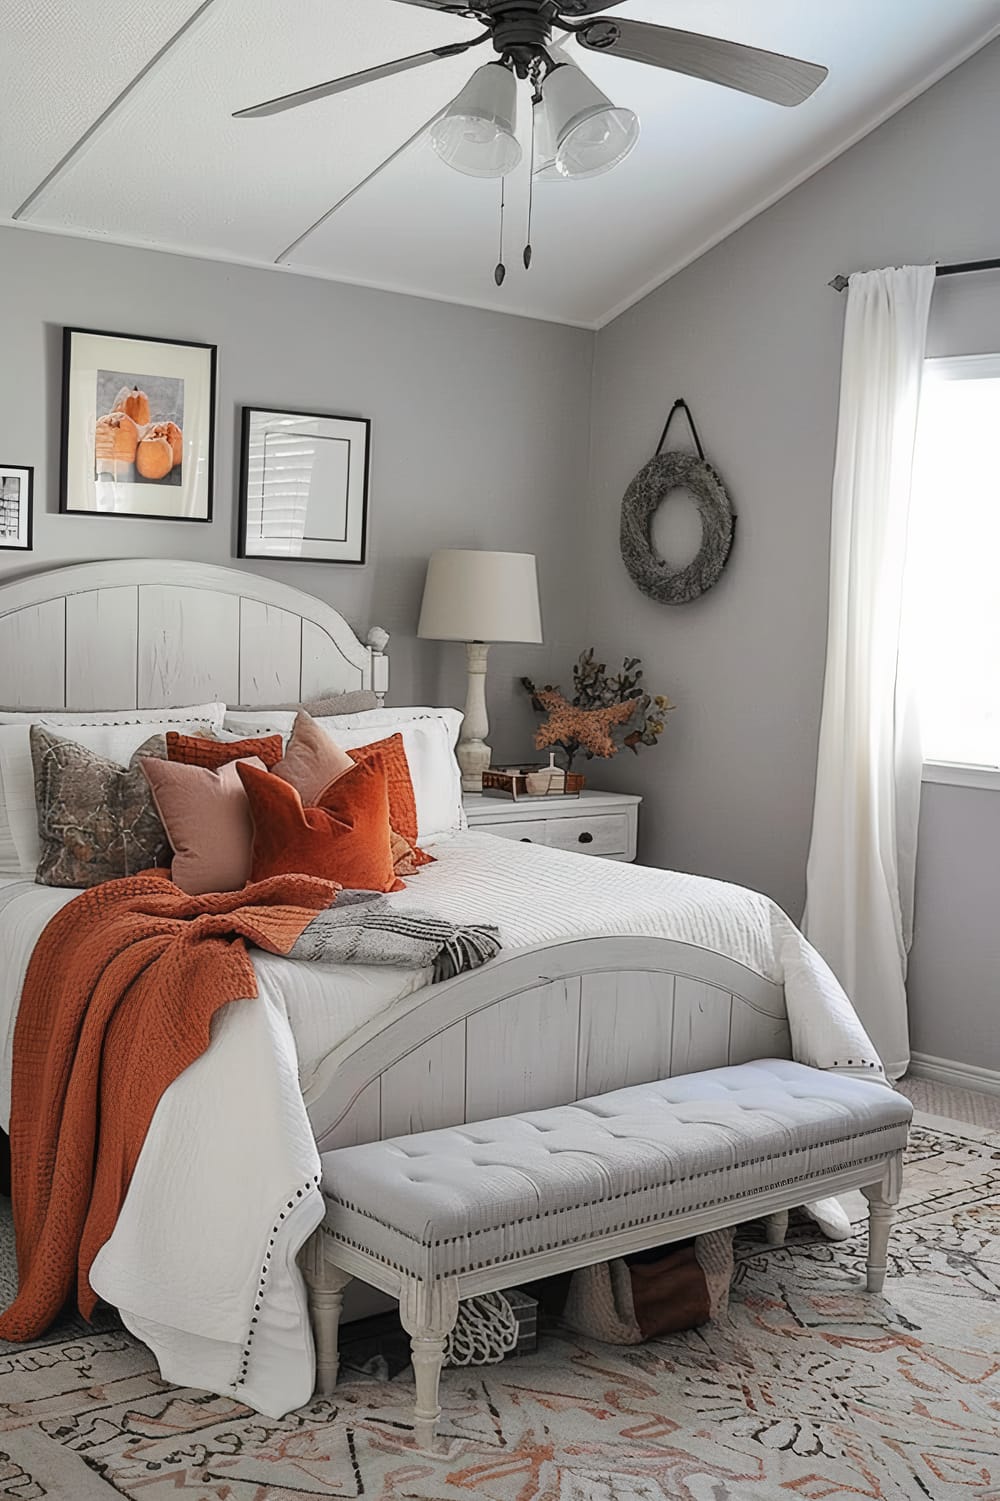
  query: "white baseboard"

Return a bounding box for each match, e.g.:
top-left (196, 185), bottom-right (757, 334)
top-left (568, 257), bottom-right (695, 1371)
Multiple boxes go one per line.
top-left (908, 1051), bottom-right (1000, 1099)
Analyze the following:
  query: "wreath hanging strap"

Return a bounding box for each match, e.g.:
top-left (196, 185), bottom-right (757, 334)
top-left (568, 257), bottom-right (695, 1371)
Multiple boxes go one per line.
top-left (620, 399), bottom-right (735, 606)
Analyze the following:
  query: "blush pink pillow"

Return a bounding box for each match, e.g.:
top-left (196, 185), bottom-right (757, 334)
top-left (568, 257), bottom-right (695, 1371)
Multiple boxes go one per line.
top-left (271, 710), bottom-right (354, 804)
top-left (141, 755), bottom-right (267, 895)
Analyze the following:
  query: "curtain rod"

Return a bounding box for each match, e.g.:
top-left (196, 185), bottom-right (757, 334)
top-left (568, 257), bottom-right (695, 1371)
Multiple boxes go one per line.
top-left (828, 257), bottom-right (1000, 293)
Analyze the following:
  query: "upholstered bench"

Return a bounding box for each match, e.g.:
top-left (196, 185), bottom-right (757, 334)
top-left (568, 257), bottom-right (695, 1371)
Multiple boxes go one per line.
top-left (305, 1058), bottom-right (912, 1449)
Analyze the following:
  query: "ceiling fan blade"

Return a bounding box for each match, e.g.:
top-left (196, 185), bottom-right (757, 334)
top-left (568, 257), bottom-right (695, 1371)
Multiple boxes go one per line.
top-left (392, 0), bottom-right (487, 8)
top-left (556, 0), bottom-right (629, 14)
top-left (576, 20), bottom-right (828, 107)
top-left (234, 41), bottom-right (474, 119)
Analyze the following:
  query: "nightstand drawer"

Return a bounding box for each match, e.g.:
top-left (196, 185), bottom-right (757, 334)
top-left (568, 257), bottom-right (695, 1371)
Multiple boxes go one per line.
top-left (463, 790), bottom-right (640, 863)
top-left (544, 813), bottom-right (630, 857)
top-left (481, 818), bottom-right (552, 845)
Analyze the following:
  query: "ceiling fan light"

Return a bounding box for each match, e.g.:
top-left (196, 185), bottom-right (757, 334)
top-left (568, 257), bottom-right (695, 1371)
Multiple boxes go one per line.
top-left (531, 96), bottom-right (561, 180)
top-left (539, 62), bottom-right (640, 180)
top-left (556, 105), bottom-right (639, 179)
top-left (430, 63), bottom-right (522, 179)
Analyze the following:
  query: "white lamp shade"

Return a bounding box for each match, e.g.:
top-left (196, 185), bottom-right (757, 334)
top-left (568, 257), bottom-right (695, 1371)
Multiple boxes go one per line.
top-left (418, 549), bottom-right (543, 644)
top-left (538, 62), bottom-right (639, 180)
top-left (430, 63), bottom-right (522, 179)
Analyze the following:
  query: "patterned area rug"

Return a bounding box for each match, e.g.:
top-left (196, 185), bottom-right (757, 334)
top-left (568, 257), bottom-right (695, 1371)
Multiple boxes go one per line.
top-left (1, 1115), bottom-right (998, 1500)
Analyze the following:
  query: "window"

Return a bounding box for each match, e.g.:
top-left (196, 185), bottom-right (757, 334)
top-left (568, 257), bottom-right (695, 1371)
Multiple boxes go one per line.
top-left (908, 354), bottom-right (1000, 775)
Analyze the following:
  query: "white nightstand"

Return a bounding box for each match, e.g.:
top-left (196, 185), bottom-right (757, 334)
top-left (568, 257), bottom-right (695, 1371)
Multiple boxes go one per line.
top-left (463, 789), bottom-right (641, 863)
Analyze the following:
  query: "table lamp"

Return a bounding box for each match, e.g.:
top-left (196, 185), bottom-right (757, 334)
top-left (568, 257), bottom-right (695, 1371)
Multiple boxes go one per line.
top-left (418, 549), bottom-right (543, 791)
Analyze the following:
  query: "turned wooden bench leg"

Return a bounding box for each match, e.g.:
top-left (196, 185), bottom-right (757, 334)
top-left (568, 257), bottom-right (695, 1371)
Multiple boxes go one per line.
top-left (399, 1275), bottom-right (460, 1453)
top-left (301, 1233), bottom-right (353, 1395)
top-left (764, 1209), bottom-right (789, 1246)
top-left (862, 1150), bottom-right (903, 1293)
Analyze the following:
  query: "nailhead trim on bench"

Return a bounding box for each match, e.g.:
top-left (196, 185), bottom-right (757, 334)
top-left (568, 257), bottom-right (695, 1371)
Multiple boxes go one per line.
top-left (320, 1126), bottom-right (902, 1281)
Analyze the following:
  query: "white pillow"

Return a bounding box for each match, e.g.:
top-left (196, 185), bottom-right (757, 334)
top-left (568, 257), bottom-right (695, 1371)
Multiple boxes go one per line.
top-left (0, 703), bottom-right (225, 727)
top-left (223, 706), bottom-right (465, 842)
top-left (0, 703), bottom-right (225, 878)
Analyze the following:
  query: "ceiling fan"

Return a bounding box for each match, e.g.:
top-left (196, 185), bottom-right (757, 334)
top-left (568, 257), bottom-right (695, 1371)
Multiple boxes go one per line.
top-left (236, 1), bottom-right (828, 277)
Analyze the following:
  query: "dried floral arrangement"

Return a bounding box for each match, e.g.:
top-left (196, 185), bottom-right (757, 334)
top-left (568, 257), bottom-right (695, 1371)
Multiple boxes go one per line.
top-left (522, 649), bottom-right (672, 772)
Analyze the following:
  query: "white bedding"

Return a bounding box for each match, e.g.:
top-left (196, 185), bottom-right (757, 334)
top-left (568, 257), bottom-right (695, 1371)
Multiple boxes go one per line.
top-left (0, 833), bottom-right (883, 1419)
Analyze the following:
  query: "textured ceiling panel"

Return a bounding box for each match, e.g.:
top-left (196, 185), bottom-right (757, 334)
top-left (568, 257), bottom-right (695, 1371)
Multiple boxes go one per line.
top-left (19, 0), bottom-right (480, 258)
top-left (6, 0), bottom-right (1000, 324)
top-left (0, 0), bottom-right (203, 214)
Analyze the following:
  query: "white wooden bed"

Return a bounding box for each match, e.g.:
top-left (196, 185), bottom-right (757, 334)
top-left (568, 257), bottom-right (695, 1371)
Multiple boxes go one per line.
top-left (0, 558), bottom-right (793, 1153)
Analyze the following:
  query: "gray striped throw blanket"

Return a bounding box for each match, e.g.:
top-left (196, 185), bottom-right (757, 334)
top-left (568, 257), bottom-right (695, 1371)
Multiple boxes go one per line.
top-left (288, 890), bottom-right (502, 981)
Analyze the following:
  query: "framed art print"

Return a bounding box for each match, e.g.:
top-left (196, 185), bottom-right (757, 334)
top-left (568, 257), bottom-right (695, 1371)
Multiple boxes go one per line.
top-left (0, 465), bottom-right (33, 551)
top-left (61, 327), bottom-right (216, 521)
top-left (238, 406), bottom-right (370, 564)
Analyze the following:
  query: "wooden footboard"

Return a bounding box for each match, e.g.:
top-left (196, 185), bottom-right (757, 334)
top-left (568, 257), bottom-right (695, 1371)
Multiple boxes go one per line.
top-left (304, 936), bottom-right (791, 1153)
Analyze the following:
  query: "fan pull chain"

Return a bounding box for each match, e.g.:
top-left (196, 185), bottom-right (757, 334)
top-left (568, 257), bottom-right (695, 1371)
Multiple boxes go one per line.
top-left (494, 177), bottom-right (506, 286)
top-left (523, 104), bottom-right (535, 270)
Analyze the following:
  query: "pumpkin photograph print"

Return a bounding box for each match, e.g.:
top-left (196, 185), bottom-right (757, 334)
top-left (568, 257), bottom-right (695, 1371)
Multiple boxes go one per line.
top-left (95, 370), bottom-right (184, 486)
top-left (61, 328), bottom-right (216, 521)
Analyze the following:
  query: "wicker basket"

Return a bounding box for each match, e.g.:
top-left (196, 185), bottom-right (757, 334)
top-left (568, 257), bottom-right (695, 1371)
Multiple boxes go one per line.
top-left (481, 766), bottom-right (585, 800)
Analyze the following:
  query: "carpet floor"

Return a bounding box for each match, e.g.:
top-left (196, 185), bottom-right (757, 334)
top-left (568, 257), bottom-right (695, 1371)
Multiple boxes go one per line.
top-left (898, 1073), bottom-right (1000, 1131)
top-left (1, 1091), bottom-right (998, 1499)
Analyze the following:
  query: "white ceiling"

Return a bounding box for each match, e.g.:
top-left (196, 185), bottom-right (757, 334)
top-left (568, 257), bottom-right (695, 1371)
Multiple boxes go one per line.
top-left (4, 0), bottom-right (1000, 327)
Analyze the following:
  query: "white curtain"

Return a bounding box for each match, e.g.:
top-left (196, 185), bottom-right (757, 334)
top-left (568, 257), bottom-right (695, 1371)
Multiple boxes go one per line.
top-left (804, 264), bottom-right (936, 1080)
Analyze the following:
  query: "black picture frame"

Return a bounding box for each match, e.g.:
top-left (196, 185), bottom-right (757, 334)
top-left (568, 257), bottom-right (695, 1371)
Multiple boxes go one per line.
top-left (237, 405), bottom-right (371, 565)
top-left (0, 465), bottom-right (33, 551)
top-left (60, 326), bottom-right (217, 523)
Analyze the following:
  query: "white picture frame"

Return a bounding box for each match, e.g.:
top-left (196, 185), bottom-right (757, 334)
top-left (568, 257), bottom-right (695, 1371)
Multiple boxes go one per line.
top-left (238, 406), bottom-right (370, 565)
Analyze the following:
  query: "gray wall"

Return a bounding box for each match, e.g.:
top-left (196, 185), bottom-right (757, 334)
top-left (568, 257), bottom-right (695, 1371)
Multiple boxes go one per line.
top-left (585, 38), bottom-right (1000, 1069)
top-left (0, 226), bottom-right (594, 760)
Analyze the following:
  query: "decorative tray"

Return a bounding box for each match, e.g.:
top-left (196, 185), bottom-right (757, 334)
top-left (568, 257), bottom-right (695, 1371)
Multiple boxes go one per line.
top-left (481, 766), bottom-right (584, 801)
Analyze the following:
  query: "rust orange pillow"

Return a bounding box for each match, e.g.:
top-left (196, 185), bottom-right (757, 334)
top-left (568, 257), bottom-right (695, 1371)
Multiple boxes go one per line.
top-left (237, 756), bottom-right (402, 893)
top-left (390, 827), bottom-right (432, 877)
top-left (345, 732), bottom-right (433, 864)
top-left (167, 730), bottom-right (283, 770)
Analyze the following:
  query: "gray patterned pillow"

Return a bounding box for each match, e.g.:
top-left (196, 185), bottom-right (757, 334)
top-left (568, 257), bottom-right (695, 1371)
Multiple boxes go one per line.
top-left (30, 727), bottom-right (170, 888)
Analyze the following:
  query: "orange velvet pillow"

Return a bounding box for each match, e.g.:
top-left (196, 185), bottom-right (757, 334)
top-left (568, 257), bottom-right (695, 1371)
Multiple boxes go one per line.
top-left (167, 730), bottom-right (284, 770)
top-left (237, 756), bottom-right (403, 893)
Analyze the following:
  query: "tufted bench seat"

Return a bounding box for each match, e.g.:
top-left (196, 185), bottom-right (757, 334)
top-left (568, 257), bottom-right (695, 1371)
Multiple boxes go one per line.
top-left (306, 1058), bottom-right (912, 1449)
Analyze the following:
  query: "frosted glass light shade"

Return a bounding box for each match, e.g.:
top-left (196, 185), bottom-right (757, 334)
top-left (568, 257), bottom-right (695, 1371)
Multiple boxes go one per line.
top-left (538, 62), bottom-right (639, 180)
top-left (418, 549), bottom-right (543, 643)
top-left (430, 63), bottom-right (522, 179)
top-left (532, 95), bottom-right (563, 181)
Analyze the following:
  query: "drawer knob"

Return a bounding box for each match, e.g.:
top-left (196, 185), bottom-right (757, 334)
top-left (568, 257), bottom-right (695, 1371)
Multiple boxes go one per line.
top-left (578, 831), bottom-right (594, 845)
top-left (520, 836), bottom-right (533, 843)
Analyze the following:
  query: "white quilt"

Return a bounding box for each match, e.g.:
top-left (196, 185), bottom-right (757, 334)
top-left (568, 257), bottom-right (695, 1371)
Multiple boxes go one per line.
top-left (0, 834), bottom-right (883, 1418)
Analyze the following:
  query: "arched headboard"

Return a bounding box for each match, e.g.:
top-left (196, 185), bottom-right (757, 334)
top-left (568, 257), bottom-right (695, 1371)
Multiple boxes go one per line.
top-left (0, 560), bottom-right (389, 711)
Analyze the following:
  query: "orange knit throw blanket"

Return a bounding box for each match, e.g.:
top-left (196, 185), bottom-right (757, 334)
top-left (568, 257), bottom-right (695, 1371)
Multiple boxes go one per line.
top-left (0, 869), bottom-right (338, 1342)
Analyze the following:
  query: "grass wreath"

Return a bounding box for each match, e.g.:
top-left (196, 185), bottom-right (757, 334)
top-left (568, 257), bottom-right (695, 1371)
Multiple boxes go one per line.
top-left (620, 450), bottom-right (734, 605)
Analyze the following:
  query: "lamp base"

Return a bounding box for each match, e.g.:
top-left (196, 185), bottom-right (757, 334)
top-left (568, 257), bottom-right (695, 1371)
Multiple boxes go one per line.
top-left (457, 741), bottom-right (491, 793)
top-left (458, 641), bottom-right (491, 793)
